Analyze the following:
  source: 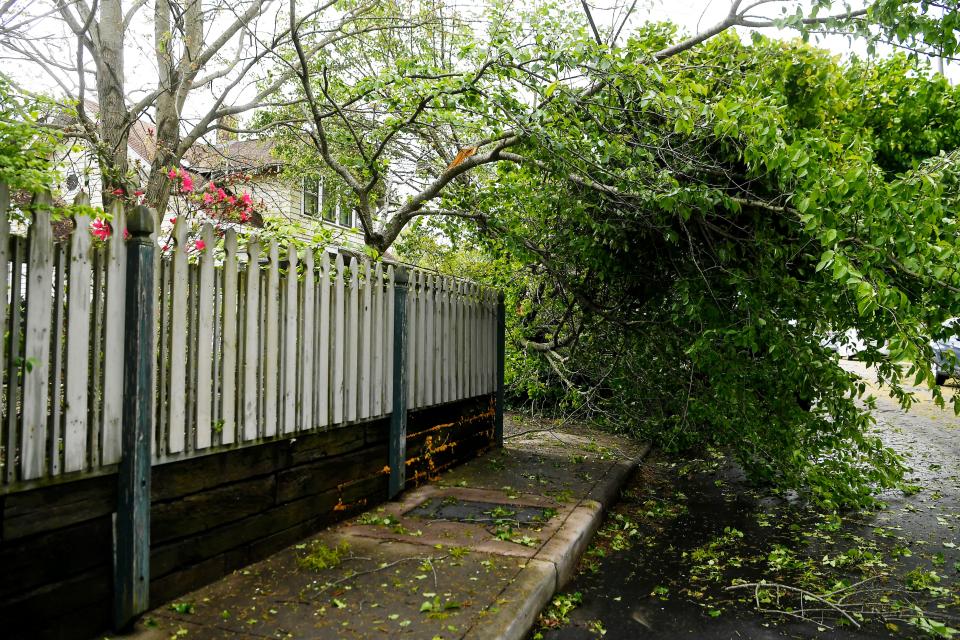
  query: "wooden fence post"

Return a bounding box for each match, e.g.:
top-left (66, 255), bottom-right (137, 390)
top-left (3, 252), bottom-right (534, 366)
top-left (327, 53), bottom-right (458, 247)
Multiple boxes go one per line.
top-left (389, 267), bottom-right (409, 498)
top-left (114, 205), bottom-right (155, 630)
top-left (495, 292), bottom-right (505, 447)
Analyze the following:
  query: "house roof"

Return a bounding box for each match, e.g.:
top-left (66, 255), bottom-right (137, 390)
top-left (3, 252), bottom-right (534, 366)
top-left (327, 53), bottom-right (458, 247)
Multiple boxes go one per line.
top-left (184, 138), bottom-right (280, 175)
top-left (61, 102), bottom-right (280, 175)
top-left (127, 119), bottom-right (158, 164)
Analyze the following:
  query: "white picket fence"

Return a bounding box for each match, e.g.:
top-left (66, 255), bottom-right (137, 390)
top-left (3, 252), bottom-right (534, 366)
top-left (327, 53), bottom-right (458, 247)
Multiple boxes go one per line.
top-left (0, 185), bottom-right (497, 490)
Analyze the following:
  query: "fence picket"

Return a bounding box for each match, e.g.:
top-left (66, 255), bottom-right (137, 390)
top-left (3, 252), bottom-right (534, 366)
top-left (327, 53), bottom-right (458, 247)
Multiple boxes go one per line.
top-left (372, 263), bottom-right (384, 416)
top-left (477, 289), bottom-right (483, 395)
top-left (386, 264), bottom-right (395, 413)
top-left (301, 248), bottom-right (315, 431)
top-left (359, 259), bottom-right (372, 420)
top-left (90, 245), bottom-right (105, 465)
top-left (418, 272), bottom-right (428, 408)
top-left (406, 270), bottom-right (417, 408)
top-left (282, 244), bottom-right (298, 434)
top-left (332, 254), bottom-right (345, 425)
top-left (434, 276), bottom-right (443, 404)
top-left (346, 257), bottom-right (359, 422)
top-left (22, 194), bottom-right (54, 480)
top-left (463, 282), bottom-right (468, 399)
top-left (195, 224), bottom-right (215, 450)
top-left (264, 241), bottom-right (280, 437)
top-left (150, 209), bottom-right (161, 457)
top-left (48, 244), bottom-right (66, 476)
top-left (64, 199), bottom-right (93, 472)
top-left (446, 280), bottom-right (452, 401)
top-left (242, 238), bottom-right (261, 441)
top-left (461, 283), bottom-right (468, 400)
top-left (5, 236), bottom-right (25, 483)
top-left (488, 289), bottom-right (496, 392)
top-left (457, 282), bottom-right (466, 401)
top-left (470, 286), bottom-right (476, 397)
top-left (101, 200), bottom-right (126, 464)
top-left (318, 252), bottom-right (331, 427)
top-left (221, 230), bottom-right (238, 445)
top-left (0, 183), bottom-right (6, 424)
top-left (424, 274), bottom-right (434, 408)
top-left (471, 284), bottom-right (479, 398)
top-left (167, 218), bottom-right (188, 454)
top-left (0, 183), bottom-right (7, 482)
top-left (482, 290), bottom-right (490, 393)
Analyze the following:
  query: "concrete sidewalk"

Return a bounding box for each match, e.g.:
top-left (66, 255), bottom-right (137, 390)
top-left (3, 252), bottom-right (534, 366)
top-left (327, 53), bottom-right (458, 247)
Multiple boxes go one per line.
top-left (130, 418), bottom-right (648, 640)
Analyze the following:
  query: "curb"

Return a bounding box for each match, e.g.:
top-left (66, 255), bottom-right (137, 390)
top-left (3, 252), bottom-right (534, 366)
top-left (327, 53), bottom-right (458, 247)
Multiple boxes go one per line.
top-left (463, 443), bottom-right (652, 640)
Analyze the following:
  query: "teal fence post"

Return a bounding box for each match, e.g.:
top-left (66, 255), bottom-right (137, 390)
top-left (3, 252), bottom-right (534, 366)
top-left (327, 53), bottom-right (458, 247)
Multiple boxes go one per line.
top-left (389, 267), bottom-right (409, 498)
top-left (114, 205), bottom-right (155, 629)
top-left (495, 292), bottom-right (505, 447)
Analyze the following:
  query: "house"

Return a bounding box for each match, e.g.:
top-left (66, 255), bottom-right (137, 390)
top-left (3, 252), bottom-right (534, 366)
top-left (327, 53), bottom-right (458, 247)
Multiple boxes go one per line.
top-left (183, 133), bottom-right (366, 247)
top-left (53, 107), bottom-right (367, 249)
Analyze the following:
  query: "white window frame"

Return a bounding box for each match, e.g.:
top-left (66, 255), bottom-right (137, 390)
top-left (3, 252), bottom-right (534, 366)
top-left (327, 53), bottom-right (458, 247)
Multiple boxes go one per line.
top-left (301, 176), bottom-right (320, 218)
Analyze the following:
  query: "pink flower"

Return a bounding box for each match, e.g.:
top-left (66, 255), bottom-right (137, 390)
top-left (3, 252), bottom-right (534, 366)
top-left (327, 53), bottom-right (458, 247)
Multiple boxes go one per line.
top-left (169, 216), bottom-right (177, 225)
top-left (91, 218), bottom-right (111, 241)
top-left (216, 187), bottom-right (227, 201)
top-left (112, 188), bottom-right (125, 196)
top-left (167, 168), bottom-right (178, 179)
top-left (227, 195), bottom-right (235, 205)
top-left (134, 189), bottom-right (144, 197)
top-left (241, 192), bottom-right (252, 205)
top-left (123, 228), bottom-right (131, 240)
top-left (203, 192), bottom-right (214, 205)
top-left (239, 211), bottom-right (250, 223)
top-left (194, 239), bottom-right (206, 252)
top-left (181, 174), bottom-right (194, 192)
top-left (162, 243), bottom-right (171, 252)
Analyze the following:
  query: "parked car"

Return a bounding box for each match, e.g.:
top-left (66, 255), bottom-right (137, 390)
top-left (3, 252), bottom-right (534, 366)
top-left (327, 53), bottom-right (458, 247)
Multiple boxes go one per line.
top-left (932, 332), bottom-right (960, 386)
top-left (822, 329), bottom-right (867, 358)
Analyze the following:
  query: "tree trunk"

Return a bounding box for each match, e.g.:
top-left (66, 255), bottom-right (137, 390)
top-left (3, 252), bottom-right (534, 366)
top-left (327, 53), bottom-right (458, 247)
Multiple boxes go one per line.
top-left (144, 0), bottom-right (180, 217)
top-left (143, 0), bottom-right (207, 217)
top-left (95, 0), bottom-right (129, 206)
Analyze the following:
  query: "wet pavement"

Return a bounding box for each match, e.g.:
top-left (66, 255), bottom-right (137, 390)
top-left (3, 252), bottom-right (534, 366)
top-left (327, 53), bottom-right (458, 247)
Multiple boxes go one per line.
top-left (533, 360), bottom-right (960, 640)
top-left (122, 417), bottom-right (647, 640)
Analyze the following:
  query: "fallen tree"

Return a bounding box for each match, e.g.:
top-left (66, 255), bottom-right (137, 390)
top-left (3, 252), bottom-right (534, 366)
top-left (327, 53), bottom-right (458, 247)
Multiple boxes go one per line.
top-left (262, 0), bottom-right (960, 508)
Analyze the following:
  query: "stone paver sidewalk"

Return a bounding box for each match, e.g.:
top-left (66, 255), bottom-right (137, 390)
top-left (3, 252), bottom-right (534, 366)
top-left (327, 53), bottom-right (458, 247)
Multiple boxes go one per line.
top-left (126, 418), bottom-right (648, 640)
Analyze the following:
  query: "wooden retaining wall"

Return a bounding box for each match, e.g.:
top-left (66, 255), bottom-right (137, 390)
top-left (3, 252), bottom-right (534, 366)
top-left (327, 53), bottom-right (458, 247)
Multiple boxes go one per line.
top-left (0, 395), bottom-right (494, 640)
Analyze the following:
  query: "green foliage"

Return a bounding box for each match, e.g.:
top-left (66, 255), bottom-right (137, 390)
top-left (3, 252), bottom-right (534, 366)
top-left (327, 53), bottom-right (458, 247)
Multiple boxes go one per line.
top-left (297, 540), bottom-right (350, 572)
top-left (259, 1), bottom-right (960, 511)
top-left (0, 74), bottom-right (60, 192)
top-left (533, 590), bottom-right (583, 636)
top-left (168, 602), bottom-right (195, 615)
top-left (444, 33), bottom-right (960, 510)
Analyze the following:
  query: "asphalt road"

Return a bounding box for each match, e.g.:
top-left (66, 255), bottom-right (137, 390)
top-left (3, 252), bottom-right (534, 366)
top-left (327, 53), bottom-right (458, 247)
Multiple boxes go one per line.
top-left (532, 360), bottom-right (960, 640)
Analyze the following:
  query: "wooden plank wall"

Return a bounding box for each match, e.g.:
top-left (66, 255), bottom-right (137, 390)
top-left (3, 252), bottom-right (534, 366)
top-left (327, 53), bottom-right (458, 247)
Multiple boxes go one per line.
top-left (0, 395), bottom-right (495, 640)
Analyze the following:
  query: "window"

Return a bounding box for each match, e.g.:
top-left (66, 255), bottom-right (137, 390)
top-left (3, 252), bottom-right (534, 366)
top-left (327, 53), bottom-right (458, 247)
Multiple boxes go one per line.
top-left (304, 176), bottom-right (356, 228)
top-left (320, 181), bottom-right (337, 224)
top-left (320, 181), bottom-right (354, 228)
top-left (302, 177), bottom-right (320, 217)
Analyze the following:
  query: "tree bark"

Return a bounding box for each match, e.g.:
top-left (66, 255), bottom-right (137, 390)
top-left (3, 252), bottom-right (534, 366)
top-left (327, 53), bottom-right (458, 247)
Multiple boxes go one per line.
top-left (95, 0), bottom-right (129, 206)
top-left (145, 0), bottom-right (178, 215)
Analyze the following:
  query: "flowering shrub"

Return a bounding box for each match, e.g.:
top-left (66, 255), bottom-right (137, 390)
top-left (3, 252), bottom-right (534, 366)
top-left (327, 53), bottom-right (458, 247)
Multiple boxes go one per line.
top-left (88, 216), bottom-right (130, 242)
top-left (159, 167), bottom-right (266, 257)
top-left (89, 168), bottom-right (264, 252)
top-left (90, 217), bottom-right (110, 241)
top-left (167, 167), bottom-right (260, 226)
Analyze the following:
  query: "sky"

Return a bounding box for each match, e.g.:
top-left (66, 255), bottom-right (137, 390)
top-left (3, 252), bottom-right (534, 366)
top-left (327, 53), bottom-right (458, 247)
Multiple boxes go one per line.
top-left (1, 0), bottom-right (954, 127)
